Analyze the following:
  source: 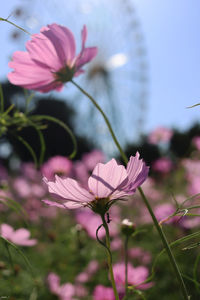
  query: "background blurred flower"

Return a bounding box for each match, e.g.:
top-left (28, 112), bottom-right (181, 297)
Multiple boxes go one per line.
top-left (113, 262), bottom-right (153, 290)
top-left (154, 203), bottom-right (178, 224)
top-left (47, 272), bottom-right (75, 300)
top-left (0, 224), bottom-right (37, 246)
top-left (93, 285), bottom-right (114, 300)
top-left (148, 127), bottom-right (173, 144)
top-left (41, 155), bottom-right (73, 180)
top-left (152, 157), bottom-right (173, 174)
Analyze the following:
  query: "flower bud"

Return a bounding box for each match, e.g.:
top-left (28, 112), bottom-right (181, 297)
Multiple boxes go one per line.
top-left (121, 219), bottom-right (136, 236)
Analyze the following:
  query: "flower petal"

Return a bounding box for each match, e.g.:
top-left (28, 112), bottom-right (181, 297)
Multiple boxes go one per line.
top-left (42, 199), bottom-right (83, 210)
top-left (47, 273), bottom-right (60, 294)
top-left (81, 25), bottom-right (87, 49)
top-left (75, 47), bottom-right (98, 71)
top-left (124, 152), bottom-right (149, 193)
top-left (45, 176), bottom-right (93, 203)
top-left (13, 228), bottom-right (30, 240)
top-left (88, 159), bottom-right (128, 198)
top-left (26, 32), bottom-right (62, 70)
top-left (42, 24), bottom-right (76, 65)
top-left (0, 224), bottom-right (14, 239)
top-left (8, 51), bottom-right (56, 88)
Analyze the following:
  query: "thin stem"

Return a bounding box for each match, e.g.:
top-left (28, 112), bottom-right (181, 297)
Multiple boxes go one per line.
top-left (0, 17), bottom-right (31, 35)
top-left (138, 187), bottom-right (189, 300)
top-left (31, 115), bottom-right (77, 159)
top-left (101, 214), bottom-right (120, 300)
top-left (124, 236), bottom-right (129, 296)
top-left (4, 241), bottom-right (14, 272)
top-left (71, 80), bottom-right (128, 164)
top-left (72, 80), bottom-right (189, 300)
top-left (193, 252), bottom-right (200, 294)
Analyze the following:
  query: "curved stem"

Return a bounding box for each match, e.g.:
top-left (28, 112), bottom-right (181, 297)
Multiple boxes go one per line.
top-left (71, 80), bottom-right (128, 164)
top-left (101, 214), bottom-right (120, 300)
top-left (72, 80), bottom-right (189, 300)
top-left (31, 114), bottom-right (77, 159)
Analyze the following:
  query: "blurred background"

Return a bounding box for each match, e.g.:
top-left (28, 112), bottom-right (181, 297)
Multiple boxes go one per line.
top-left (1, 0), bottom-right (200, 161)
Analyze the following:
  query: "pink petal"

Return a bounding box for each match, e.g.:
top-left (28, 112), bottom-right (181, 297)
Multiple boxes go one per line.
top-left (26, 32), bottom-right (62, 71)
top-left (88, 159), bottom-right (128, 198)
top-left (8, 51), bottom-right (55, 88)
top-left (15, 238), bottom-right (37, 246)
top-left (45, 176), bottom-right (93, 203)
top-left (42, 199), bottom-right (83, 209)
top-left (22, 80), bottom-right (63, 93)
top-left (8, 69), bottom-right (54, 86)
top-left (81, 25), bottom-right (87, 49)
top-left (42, 24), bottom-right (76, 65)
top-left (60, 283), bottom-right (75, 298)
top-left (42, 199), bottom-right (66, 208)
top-left (47, 273), bottom-right (60, 294)
top-left (8, 71), bottom-right (60, 93)
top-left (0, 224), bottom-right (14, 239)
top-left (125, 152), bottom-right (149, 192)
top-left (13, 228), bottom-right (30, 240)
top-left (75, 47), bottom-right (98, 71)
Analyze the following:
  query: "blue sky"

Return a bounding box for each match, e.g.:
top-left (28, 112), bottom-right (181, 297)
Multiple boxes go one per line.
top-left (134, 0), bottom-right (200, 131)
top-left (1, 0), bottom-right (200, 138)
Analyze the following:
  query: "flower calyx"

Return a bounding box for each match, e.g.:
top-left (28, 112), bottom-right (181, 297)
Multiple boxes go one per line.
top-left (54, 65), bottom-right (76, 83)
top-left (88, 197), bottom-right (111, 216)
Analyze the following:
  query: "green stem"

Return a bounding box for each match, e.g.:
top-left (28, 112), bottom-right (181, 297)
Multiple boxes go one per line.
top-left (31, 114), bottom-right (77, 159)
top-left (193, 252), bottom-right (200, 294)
top-left (71, 80), bottom-right (128, 164)
top-left (72, 80), bottom-right (189, 300)
top-left (124, 236), bottom-right (129, 296)
top-left (4, 241), bottom-right (14, 272)
top-left (0, 17), bottom-right (31, 35)
top-left (138, 187), bottom-right (189, 300)
top-left (101, 214), bottom-right (120, 300)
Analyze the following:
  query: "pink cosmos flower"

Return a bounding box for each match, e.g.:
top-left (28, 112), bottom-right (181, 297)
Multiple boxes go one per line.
top-left (0, 224), bottom-right (37, 246)
top-left (180, 214), bottom-right (200, 229)
top-left (75, 207), bottom-right (119, 239)
top-left (148, 127), bottom-right (173, 144)
top-left (93, 285), bottom-right (114, 300)
top-left (154, 203), bottom-right (178, 224)
top-left (43, 152), bottom-right (149, 212)
top-left (113, 262), bottom-right (153, 290)
top-left (82, 150), bottom-right (106, 171)
top-left (21, 162), bottom-right (41, 180)
top-left (8, 24), bottom-right (97, 93)
top-left (47, 273), bottom-right (75, 300)
top-left (152, 157), bottom-right (173, 174)
top-left (41, 156), bottom-right (73, 180)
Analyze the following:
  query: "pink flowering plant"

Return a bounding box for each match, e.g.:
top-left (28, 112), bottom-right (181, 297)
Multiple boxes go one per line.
top-left (8, 24), bottom-right (97, 93)
top-left (1, 14), bottom-right (200, 300)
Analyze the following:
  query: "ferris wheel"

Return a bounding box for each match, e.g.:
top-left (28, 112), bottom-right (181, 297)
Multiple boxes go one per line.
top-left (11, 0), bottom-right (149, 156)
